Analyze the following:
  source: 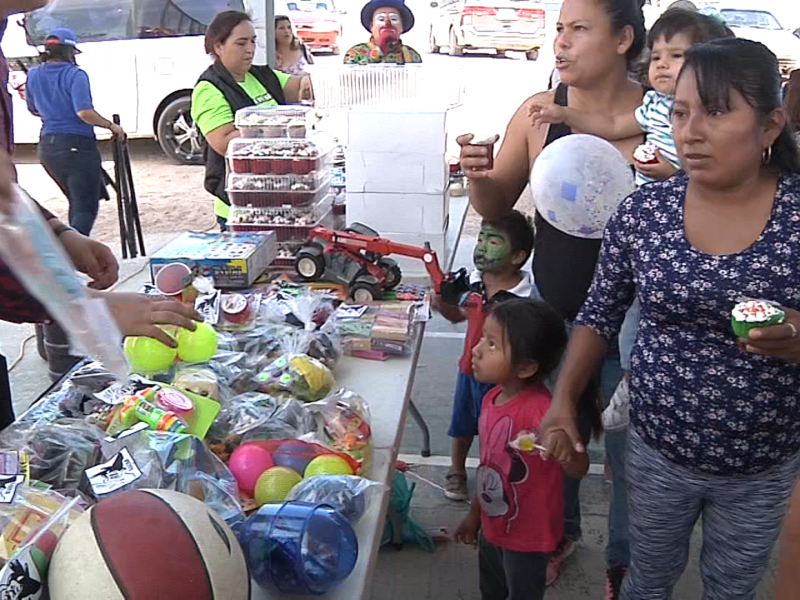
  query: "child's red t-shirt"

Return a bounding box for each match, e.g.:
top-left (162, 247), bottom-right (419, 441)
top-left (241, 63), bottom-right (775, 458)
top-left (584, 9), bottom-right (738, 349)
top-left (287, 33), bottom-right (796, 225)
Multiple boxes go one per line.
top-left (477, 384), bottom-right (564, 553)
top-left (458, 271), bottom-right (533, 375)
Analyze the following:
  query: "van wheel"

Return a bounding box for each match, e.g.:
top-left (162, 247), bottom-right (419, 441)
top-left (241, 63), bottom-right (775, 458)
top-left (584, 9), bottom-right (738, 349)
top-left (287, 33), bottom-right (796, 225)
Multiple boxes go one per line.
top-left (157, 96), bottom-right (205, 165)
top-left (429, 28), bottom-right (440, 53)
top-left (526, 49), bottom-right (539, 61)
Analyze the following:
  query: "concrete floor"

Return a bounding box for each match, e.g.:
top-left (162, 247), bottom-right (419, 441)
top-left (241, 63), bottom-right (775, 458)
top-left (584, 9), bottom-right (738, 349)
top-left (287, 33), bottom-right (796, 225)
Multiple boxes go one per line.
top-left (0, 226), bottom-right (782, 599)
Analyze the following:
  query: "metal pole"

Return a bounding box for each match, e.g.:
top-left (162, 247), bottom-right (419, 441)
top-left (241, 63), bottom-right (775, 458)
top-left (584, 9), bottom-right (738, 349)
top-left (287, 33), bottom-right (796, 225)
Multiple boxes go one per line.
top-left (265, 0), bottom-right (276, 68)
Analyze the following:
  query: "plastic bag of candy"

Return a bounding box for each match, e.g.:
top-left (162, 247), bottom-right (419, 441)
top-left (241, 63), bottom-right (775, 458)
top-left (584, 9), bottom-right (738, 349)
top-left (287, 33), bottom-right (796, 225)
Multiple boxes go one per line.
top-left (89, 430), bottom-right (242, 522)
top-left (0, 419), bottom-right (105, 491)
top-left (172, 365), bottom-right (223, 402)
top-left (0, 486), bottom-right (84, 566)
top-left (0, 185), bottom-right (129, 380)
top-left (256, 353), bottom-right (334, 402)
top-left (287, 475), bottom-right (387, 523)
top-left (217, 292), bottom-right (263, 332)
top-left (307, 389), bottom-right (372, 475)
top-left (216, 324), bottom-right (292, 374)
top-left (260, 290), bottom-right (335, 331)
top-left (0, 493), bottom-right (82, 597)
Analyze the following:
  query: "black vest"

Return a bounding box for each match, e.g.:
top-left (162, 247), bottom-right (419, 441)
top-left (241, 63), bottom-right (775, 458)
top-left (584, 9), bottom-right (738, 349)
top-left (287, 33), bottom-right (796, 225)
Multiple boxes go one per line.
top-left (197, 62), bottom-right (286, 205)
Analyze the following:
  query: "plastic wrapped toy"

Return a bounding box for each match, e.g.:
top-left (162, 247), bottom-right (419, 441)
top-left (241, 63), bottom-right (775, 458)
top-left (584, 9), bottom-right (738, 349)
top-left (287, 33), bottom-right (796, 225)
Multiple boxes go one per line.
top-left (0, 494), bottom-right (82, 599)
top-left (256, 354), bottom-right (334, 402)
top-left (0, 185), bottom-right (129, 380)
top-left (308, 389), bottom-right (372, 474)
top-left (287, 475), bottom-right (387, 523)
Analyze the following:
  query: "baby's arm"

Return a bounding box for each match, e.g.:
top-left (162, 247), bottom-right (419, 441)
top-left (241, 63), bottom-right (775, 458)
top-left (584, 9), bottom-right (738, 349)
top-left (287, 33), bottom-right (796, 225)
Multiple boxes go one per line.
top-left (547, 430), bottom-right (590, 478)
top-left (529, 104), bottom-right (642, 141)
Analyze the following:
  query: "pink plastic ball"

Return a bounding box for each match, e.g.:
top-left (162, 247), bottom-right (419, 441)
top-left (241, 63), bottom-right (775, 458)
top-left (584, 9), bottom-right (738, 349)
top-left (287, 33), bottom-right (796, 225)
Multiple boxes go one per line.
top-left (228, 444), bottom-right (275, 496)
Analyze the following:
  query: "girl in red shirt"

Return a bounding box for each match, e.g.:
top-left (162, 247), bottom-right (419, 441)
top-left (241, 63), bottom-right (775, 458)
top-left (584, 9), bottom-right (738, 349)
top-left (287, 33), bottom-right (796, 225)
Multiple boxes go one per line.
top-left (454, 299), bottom-right (592, 600)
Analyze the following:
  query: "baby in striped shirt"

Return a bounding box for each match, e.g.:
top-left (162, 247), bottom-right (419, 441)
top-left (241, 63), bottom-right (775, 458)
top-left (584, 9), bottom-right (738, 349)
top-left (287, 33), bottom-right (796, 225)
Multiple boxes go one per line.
top-left (531, 9), bottom-right (731, 187)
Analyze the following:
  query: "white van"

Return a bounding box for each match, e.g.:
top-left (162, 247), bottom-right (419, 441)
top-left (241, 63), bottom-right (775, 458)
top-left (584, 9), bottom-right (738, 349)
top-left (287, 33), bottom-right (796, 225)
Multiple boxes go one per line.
top-left (3, 0), bottom-right (288, 164)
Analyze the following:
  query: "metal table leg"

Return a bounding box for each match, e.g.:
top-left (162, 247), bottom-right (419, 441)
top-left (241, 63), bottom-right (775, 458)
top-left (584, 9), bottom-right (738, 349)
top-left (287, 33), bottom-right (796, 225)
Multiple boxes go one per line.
top-left (403, 322), bottom-right (431, 457)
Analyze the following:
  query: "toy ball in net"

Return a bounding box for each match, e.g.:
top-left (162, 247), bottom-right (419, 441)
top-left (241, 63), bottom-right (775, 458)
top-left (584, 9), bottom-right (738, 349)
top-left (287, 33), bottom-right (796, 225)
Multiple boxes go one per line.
top-left (255, 467), bottom-right (303, 506)
top-left (229, 443), bottom-right (275, 496)
top-left (530, 134), bottom-right (635, 239)
top-left (48, 489), bottom-right (249, 600)
top-left (305, 455), bottom-right (355, 479)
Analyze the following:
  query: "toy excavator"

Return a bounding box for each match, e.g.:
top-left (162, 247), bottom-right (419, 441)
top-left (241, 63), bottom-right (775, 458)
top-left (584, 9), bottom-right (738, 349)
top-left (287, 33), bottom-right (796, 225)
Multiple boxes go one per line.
top-left (294, 223), bottom-right (470, 303)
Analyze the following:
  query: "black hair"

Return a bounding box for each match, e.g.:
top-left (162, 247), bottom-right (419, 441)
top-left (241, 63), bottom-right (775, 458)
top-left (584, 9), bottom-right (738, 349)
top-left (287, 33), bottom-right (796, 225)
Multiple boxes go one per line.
top-left (681, 38), bottom-right (800, 175)
top-left (597, 0), bottom-right (646, 67)
top-left (481, 210), bottom-right (535, 268)
top-left (205, 10), bottom-right (252, 58)
top-left (489, 299), bottom-right (567, 384)
top-left (41, 42), bottom-right (76, 64)
top-left (648, 8), bottom-right (730, 49)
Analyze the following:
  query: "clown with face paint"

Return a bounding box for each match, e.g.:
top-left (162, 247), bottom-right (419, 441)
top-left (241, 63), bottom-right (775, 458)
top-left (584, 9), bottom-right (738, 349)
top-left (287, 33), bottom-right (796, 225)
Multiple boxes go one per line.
top-left (434, 210), bottom-right (536, 503)
top-left (343, 0), bottom-right (422, 64)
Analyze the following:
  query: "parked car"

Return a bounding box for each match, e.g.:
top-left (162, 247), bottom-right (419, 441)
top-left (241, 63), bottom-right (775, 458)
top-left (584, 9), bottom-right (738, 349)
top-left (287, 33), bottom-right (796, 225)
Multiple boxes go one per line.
top-left (3, 0), bottom-right (287, 165)
top-left (287, 0), bottom-right (343, 54)
top-left (428, 0), bottom-right (546, 60)
top-left (701, 5), bottom-right (800, 80)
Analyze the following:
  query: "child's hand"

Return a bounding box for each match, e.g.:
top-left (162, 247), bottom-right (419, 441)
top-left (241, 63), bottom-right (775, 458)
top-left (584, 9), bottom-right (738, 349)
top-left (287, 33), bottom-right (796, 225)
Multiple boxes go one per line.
top-left (453, 510), bottom-right (480, 547)
top-left (433, 294), bottom-right (466, 323)
top-left (528, 103), bottom-right (567, 128)
top-left (634, 150), bottom-right (678, 181)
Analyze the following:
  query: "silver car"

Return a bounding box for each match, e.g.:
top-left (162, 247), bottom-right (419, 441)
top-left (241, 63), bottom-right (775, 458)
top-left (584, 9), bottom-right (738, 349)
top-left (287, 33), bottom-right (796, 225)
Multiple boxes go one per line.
top-left (428, 0), bottom-right (546, 59)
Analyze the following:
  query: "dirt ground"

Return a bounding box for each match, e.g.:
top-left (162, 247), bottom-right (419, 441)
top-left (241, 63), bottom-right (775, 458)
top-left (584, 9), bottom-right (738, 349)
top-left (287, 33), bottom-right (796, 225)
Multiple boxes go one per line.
top-left (14, 139), bottom-right (217, 247)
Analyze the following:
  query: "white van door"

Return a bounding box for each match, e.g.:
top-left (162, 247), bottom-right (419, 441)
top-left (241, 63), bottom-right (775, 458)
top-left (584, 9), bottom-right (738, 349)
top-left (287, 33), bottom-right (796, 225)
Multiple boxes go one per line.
top-left (13, 0), bottom-right (139, 139)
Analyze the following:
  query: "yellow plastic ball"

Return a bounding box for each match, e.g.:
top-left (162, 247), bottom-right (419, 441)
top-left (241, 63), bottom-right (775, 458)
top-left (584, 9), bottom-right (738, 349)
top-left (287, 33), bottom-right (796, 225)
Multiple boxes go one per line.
top-left (124, 329), bottom-right (178, 374)
top-left (304, 455), bottom-right (354, 479)
top-left (254, 467), bottom-right (303, 505)
top-left (177, 322), bottom-right (218, 364)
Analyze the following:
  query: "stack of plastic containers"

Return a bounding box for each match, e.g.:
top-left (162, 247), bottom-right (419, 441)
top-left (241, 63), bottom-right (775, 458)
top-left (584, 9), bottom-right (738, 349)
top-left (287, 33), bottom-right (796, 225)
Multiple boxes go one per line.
top-left (227, 106), bottom-right (335, 269)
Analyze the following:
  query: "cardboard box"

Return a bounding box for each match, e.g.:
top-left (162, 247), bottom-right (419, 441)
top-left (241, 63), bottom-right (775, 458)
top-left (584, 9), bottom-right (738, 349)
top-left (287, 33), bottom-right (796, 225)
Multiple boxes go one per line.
top-left (379, 230), bottom-right (449, 278)
top-left (347, 190), bottom-right (450, 234)
top-left (150, 231), bottom-right (277, 288)
top-left (346, 151), bottom-right (448, 195)
top-left (347, 107), bottom-right (449, 155)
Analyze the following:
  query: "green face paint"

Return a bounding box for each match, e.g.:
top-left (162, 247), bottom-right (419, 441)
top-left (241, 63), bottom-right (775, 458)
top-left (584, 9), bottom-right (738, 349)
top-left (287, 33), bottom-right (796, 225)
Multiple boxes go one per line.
top-left (473, 225), bottom-right (512, 273)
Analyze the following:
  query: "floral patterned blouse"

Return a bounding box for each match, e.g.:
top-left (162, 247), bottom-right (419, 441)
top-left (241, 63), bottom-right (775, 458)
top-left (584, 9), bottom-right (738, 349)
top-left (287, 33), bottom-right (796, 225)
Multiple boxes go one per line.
top-left (576, 173), bottom-right (800, 475)
top-left (343, 39), bottom-right (422, 64)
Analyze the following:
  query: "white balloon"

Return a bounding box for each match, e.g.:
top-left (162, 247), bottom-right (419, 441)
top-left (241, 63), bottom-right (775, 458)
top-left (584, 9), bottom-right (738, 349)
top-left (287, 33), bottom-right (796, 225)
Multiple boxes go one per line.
top-left (530, 134), bottom-right (635, 239)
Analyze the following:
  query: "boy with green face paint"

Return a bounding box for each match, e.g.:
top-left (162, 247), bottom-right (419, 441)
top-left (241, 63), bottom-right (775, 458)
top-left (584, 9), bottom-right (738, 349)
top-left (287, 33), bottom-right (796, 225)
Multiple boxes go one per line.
top-left (437, 210), bottom-right (535, 501)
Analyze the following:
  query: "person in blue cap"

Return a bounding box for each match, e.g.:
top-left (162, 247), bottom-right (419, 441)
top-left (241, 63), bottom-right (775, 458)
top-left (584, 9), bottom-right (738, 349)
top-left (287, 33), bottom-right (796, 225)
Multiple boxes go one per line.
top-left (25, 27), bottom-right (125, 237)
top-left (343, 0), bottom-right (421, 64)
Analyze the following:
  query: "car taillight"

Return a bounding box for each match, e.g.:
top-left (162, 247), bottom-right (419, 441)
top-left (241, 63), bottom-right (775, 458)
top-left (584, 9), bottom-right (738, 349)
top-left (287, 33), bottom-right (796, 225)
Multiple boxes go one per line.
top-left (517, 8), bottom-right (544, 21)
top-left (462, 6), bottom-right (497, 17)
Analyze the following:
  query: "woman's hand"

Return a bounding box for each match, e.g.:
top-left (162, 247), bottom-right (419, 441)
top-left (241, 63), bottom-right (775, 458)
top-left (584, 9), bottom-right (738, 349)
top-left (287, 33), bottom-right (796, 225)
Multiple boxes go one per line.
top-left (741, 308), bottom-right (800, 363)
top-left (457, 134), bottom-right (498, 180)
top-left (59, 229), bottom-right (119, 290)
top-left (103, 293), bottom-right (202, 347)
top-left (453, 509), bottom-right (480, 547)
top-left (634, 151), bottom-right (678, 181)
top-left (540, 395), bottom-right (583, 463)
top-left (528, 103), bottom-right (567, 128)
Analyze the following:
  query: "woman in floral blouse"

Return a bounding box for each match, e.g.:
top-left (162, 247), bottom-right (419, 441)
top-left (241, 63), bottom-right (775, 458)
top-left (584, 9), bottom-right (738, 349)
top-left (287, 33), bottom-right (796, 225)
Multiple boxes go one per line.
top-left (542, 38), bottom-right (800, 598)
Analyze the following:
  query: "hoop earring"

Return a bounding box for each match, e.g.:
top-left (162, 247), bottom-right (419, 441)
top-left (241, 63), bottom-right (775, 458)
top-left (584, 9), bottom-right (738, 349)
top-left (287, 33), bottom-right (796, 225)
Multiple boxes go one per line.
top-left (763, 145), bottom-right (773, 165)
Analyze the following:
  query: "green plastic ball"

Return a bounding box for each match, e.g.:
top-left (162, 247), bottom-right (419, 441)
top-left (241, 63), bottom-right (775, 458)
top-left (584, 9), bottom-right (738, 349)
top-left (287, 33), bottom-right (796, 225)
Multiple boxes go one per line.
top-left (124, 332), bottom-right (178, 374)
top-left (304, 454), bottom-right (355, 479)
top-left (177, 322), bottom-right (218, 364)
top-left (254, 467), bottom-right (302, 505)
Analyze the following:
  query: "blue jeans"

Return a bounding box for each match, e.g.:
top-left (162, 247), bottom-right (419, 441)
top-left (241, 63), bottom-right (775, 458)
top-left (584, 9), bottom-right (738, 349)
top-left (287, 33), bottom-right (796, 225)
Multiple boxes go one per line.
top-left (38, 133), bottom-right (102, 236)
top-left (533, 278), bottom-right (629, 569)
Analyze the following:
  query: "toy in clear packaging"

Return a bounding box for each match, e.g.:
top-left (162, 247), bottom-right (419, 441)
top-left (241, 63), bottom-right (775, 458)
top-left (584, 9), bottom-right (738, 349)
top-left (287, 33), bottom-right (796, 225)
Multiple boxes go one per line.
top-left (0, 185), bottom-right (128, 380)
top-left (111, 389), bottom-right (187, 435)
top-left (287, 475), bottom-right (388, 523)
top-left (308, 389), bottom-right (373, 474)
top-left (173, 367), bottom-right (220, 402)
top-left (256, 354), bottom-right (334, 402)
top-left (238, 501), bottom-right (358, 595)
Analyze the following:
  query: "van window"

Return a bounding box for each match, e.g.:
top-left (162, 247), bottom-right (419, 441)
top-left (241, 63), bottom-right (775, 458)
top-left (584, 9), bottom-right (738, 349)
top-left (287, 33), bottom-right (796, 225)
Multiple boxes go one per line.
top-left (25, 0), bottom-right (133, 44)
top-left (136, 0), bottom-right (246, 38)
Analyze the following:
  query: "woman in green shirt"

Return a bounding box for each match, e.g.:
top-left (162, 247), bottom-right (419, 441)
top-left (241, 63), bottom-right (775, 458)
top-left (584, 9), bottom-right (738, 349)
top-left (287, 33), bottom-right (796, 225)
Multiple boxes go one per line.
top-left (192, 10), bottom-right (312, 229)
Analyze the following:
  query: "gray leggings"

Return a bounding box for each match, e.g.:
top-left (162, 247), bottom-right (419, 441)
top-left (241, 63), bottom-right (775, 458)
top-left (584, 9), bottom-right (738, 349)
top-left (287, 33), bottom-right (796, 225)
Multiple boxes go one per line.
top-left (623, 427), bottom-right (800, 600)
